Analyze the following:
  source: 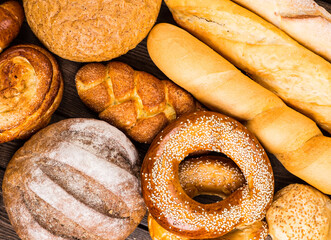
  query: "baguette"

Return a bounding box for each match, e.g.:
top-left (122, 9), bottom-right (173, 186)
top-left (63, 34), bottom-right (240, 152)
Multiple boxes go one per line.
top-left (231, 0), bottom-right (331, 61)
top-left (164, 0), bottom-right (331, 134)
top-left (147, 23), bottom-right (331, 194)
top-left (0, 1), bottom-right (24, 52)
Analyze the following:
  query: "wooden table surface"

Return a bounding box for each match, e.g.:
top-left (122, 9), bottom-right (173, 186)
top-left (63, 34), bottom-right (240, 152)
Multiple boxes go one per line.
top-left (0, 0), bottom-right (330, 239)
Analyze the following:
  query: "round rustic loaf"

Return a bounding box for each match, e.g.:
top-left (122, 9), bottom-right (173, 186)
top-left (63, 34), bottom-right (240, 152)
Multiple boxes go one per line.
top-left (2, 118), bottom-right (146, 240)
top-left (266, 184), bottom-right (331, 240)
top-left (22, 0), bottom-right (162, 62)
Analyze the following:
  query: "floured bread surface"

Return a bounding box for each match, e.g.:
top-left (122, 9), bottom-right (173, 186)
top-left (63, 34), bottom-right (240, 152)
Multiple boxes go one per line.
top-left (266, 184), bottom-right (331, 240)
top-left (2, 118), bottom-right (146, 240)
top-left (22, 0), bottom-right (162, 62)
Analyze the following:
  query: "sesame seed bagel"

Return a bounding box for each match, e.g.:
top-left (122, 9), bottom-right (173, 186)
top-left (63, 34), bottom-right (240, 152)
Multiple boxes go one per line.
top-left (141, 111), bottom-right (274, 239)
top-left (148, 156), bottom-right (269, 240)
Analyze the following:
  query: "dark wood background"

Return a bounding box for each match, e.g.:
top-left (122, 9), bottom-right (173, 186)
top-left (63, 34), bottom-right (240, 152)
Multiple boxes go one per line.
top-left (0, 0), bottom-right (330, 239)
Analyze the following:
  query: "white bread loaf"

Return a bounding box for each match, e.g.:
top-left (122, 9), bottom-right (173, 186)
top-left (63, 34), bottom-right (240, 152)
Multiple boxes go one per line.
top-left (147, 23), bottom-right (331, 194)
top-left (164, 0), bottom-right (331, 134)
top-left (231, 0), bottom-right (331, 61)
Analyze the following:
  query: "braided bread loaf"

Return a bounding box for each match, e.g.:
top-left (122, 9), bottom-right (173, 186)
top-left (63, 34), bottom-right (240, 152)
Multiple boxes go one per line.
top-left (0, 44), bottom-right (63, 143)
top-left (76, 62), bottom-right (202, 143)
top-left (147, 23), bottom-right (331, 194)
top-left (0, 1), bottom-right (24, 52)
top-left (3, 118), bottom-right (146, 240)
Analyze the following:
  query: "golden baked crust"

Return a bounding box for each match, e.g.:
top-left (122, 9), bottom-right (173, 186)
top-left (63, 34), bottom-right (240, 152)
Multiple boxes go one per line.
top-left (141, 111), bottom-right (274, 239)
top-left (231, 0), bottom-right (331, 61)
top-left (23, 0), bottom-right (162, 62)
top-left (165, 0), bottom-right (331, 134)
top-left (3, 118), bottom-right (146, 240)
top-left (149, 214), bottom-right (268, 240)
top-left (0, 44), bottom-right (63, 143)
top-left (76, 61), bottom-right (203, 143)
top-left (0, 1), bottom-right (24, 52)
top-left (266, 184), bottom-right (331, 240)
top-left (147, 23), bottom-right (331, 195)
top-left (148, 156), bottom-right (268, 240)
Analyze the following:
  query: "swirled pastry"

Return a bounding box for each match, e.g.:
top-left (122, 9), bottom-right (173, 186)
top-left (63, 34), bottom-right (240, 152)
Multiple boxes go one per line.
top-left (0, 44), bottom-right (63, 143)
top-left (3, 118), bottom-right (146, 240)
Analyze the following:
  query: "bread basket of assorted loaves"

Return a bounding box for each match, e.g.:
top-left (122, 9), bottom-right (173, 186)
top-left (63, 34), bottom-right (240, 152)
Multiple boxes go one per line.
top-left (0, 0), bottom-right (330, 239)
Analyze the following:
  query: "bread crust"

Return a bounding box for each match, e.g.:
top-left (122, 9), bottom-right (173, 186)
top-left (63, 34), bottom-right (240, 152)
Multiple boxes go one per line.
top-left (232, 0), bottom-right (331, 61)
top-left (141, 111), bottom-right (274, 239)
top-left (148, 156), bottom-right (268, 240)
top-left (0, 44), bottom-right (63, 143)
top-left (266, 184), bottom-right (331, 240)
top-left (23, 0), bottom-right (162, 62)
top-left (76, 61), bottom-right (202, 143)
top-left (165, 0), bottom-right (331, 134)
top-left (0, 1), bottom-right (24, 52)
top-left (2, 118), bottom-right (146, 240)
top-left (147, 23), bottom-right (331, 195)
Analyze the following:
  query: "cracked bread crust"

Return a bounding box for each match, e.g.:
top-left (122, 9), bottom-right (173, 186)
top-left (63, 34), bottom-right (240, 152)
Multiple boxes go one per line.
top-left (266, 184), bottom-right (331, 240)
top-left (22, 0), bottom-right (162, 62)
top-left (2, 118), bottom-right (146, 240)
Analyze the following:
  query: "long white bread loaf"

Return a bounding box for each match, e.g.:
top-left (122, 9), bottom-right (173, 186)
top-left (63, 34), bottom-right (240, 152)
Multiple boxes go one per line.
top-left (231, 0), bottom-right (331, 61)
top-left (164, 0), bottom-right (331, 134)
top-left (147, 23), bottom-right (331, 194)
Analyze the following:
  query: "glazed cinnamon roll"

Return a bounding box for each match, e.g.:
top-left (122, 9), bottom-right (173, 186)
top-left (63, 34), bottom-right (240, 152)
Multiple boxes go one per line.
top-left (0, 44), bottom-right (63, 143)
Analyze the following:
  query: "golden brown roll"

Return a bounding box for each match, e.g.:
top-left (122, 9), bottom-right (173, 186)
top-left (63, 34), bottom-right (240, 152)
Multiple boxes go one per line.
top-left (0, 44), bottom-right (63, 143)
top-left (3, 118), bottom-right (146, 240)
top-left (266, 184), bottom-right (331, 240)
top-left (0, 1), bottom-right (24, 52)
top-left (22, 0), bottom-right (162, 62)
top-left (148, 156), bottom-right (268, 240)
top-left (141, 111), bottom-right (274, 239)
top-left (147, 23), bottom-right (331, 195)
top-left (165, 0), bottom-right (331, 134)
top-left (76, 61), bottom-right (202, 143)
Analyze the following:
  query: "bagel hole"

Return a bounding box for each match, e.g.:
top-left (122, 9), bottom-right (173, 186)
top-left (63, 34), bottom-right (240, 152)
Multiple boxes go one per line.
top-left (193, 195), bottom-right (223, 204)
top-left (179, 152), bottom-right (244, 205)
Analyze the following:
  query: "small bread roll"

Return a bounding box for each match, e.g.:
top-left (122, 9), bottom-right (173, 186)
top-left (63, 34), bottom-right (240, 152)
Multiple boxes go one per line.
top-left (266, 184), bottom-right (331, 240)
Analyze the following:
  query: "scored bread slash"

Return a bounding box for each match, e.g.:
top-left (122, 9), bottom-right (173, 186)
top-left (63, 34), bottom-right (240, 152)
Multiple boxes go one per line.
top-left (2, 118), bottom-right (146, 240)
